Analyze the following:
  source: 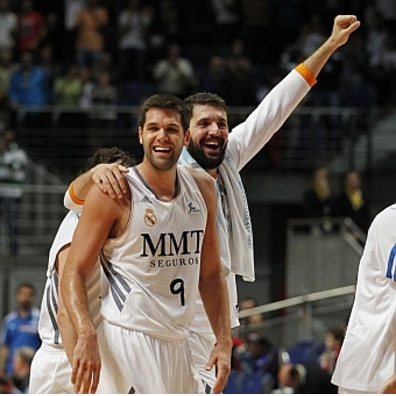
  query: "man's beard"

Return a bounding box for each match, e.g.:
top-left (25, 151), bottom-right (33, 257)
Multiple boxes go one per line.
top-left (187, 140), bottom-right (226, 170)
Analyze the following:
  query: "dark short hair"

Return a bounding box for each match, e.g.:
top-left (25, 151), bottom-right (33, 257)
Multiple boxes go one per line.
top-left (137, 93), bottom-right (189, 132)
top-left (184, 92), bottom-right (228, 120)
top-left (83, 147), bottom-right (135, 173)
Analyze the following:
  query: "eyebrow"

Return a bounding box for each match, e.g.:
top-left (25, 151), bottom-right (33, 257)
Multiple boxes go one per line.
top-left (145, 121), bottom-right (182, 128)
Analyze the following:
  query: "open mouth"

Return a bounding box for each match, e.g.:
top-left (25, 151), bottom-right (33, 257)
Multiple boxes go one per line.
top-left (203, 140), bottom-right (221, 154)
top-left (153, 146), bottom-right (172, 154)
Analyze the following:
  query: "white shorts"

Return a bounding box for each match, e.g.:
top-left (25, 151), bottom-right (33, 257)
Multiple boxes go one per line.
top-left (188, 330), bottom-right (217, 392)
top-left (97, 320), bottom-right (205, 394)
top-left (338, 386), bottom-right (371, 394)
top-left (29, 344), bottom-right (74, 394)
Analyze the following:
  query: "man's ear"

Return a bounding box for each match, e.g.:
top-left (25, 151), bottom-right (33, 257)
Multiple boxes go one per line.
top-left (138, 127), bottom-right (143, 145)
top-left (184, 129), bottom-right (191, 147)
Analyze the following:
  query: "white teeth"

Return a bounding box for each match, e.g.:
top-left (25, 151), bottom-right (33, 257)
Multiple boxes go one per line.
top-left (154, 147), bottom-right (170, 152)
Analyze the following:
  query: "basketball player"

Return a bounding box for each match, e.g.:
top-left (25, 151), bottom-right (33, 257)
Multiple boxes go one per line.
top-left (60, 94), bottom-right (232, 394)
top-left (331, 202), bottom-right (396, 393)
top-left (29, 148), bottom-right (135, 393)
top-left (65, 15), bottom-right (361, 391)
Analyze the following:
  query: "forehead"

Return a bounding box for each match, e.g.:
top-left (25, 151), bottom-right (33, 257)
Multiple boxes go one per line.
top-left (144, 107), bottom-right (182, 127)
top-left (191, 104), bottom-right (227, 121)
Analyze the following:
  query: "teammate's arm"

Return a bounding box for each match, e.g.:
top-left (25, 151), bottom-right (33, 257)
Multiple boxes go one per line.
top-left (61, 185), bottom-right (123, 393)
top-left (192, 169), bottom-right (232, 394)
top-left (64, 163), bottom-right (129, 211)
top-left (56, 245), bottom-right (78, 364)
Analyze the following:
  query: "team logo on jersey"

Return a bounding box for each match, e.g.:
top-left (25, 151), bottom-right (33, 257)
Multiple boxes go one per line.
top-left (144, 208), bottom-right (157, 226)
top-left (187, 201), bottom-right (201, 214)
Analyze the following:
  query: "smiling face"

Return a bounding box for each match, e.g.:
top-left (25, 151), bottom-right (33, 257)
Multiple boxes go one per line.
top-left (139, 107), bottom-right (187, 172)
top-left (186, 104), bottom-right (229, 176)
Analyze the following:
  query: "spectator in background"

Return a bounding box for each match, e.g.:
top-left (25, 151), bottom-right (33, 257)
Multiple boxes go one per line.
top-left (15, 0), bottom-right (46, 58)
top-left (302, 166), bottom-right (337, 220)
top-left (152, 42), bottom-right (198, 97)
top-left (335, 170), bottom-right (370, 233)
top-left (229, 332), bottom-right (280, 393)
top-left (117, 0), bottom-right (153, 83)
top-left (276, 360), bottom-right (337, 394)
top-left (74, 0), bottom-right (109, 68)
top-left (53, 63), bottom-right (84, 129)
top-left (0, 0), bottom-right (17, 52)
top-left (240, 332), bottom-right (280, 379)
top-left (0, 283), bottom-right (41, 376)
top-left (239, 297), bottom-right (266, 329)
top-left (8, 50), bottom-right (50, 109)
top-left (0, 129), bottom-right (28, 256)
top-left (319, 327), bottom-right (344, 375)
top-left (10, 346), bottom-right (35, 393)
top-left (53, 63), bottom-right (83, 107)
top-left (8, 50), bottom-right (51, 128)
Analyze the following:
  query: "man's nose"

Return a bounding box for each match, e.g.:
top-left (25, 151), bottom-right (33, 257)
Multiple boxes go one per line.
top-left (207, 122), bottom-right (220, 135)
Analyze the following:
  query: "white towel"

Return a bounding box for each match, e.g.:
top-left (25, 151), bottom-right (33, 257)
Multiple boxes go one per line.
top-left (179, 148), bottom-right (255, 282)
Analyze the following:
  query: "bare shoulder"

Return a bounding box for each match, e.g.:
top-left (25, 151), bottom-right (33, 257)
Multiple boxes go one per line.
top-left (186, 167), bottom-right (216, 207)
top-left (186, 167), bottom-right (214, 188)
top-left (85, 183), bottom-right (130, 214)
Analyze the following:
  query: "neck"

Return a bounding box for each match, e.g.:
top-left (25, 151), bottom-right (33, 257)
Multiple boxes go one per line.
top-left (136, 164), bottom-right (178, 201)
top-left (207, 167), bottom-right (218, 179)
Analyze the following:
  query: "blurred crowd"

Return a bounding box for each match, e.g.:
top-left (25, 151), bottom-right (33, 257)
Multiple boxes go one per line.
top-left (0, 0), bottom-right (395, 132)
top-left (225, 298), bottom-right (346, 394)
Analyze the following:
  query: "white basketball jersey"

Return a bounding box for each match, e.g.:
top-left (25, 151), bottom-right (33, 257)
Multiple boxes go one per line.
top-left (99, 165), bottom-right (208, 341)
top-left (332, 204), bottom-right (396, 392)
top-left (38, 211), bottom-right (102, 347)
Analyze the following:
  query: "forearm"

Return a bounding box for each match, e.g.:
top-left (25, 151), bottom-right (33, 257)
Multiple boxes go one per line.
top-left (61, 270), bottom-right (96, 341)
top-left (58, 303), bottom-right (78, 364)
top-left (68, 170), bottom-right (95, 205)
top-left (199, 271), bottom-right (232, 347)
top-left (65, 164), bottom-right (130, 210)
top-left (303, 38), bottom-right (341, 78)
top-left (229, 68), bottom-right (311, 168)
top-left (303, 15), bottom-right (361, 78)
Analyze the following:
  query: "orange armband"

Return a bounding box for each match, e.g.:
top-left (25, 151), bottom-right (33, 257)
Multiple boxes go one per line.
top-left (296, 63), bottom-right (317, 87)
top-left (69, 183), bottom-right (84, 205)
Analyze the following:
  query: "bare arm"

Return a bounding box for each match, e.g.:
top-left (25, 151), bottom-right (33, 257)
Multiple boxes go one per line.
top-left (303, 15), bottom-right (360, 78)
top-left (61, 186), bottom-right (124, 393)
top-left (64, 163), bottom-right (129, 210)
top-left (56, 245), bottom-right (79, 365)
top-left (379, 374), bottom-right (396, 393)
top-left (192, 170), bottom-right (232, 394)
